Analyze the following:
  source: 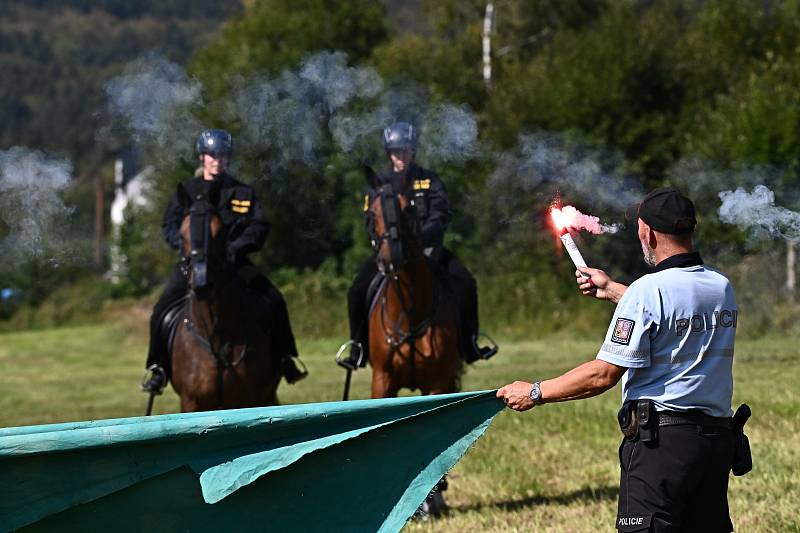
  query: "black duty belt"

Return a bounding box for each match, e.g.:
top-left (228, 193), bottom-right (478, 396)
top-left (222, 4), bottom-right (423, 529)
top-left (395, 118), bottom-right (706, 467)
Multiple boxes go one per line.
top-left (657, 410), bottom-right (732, 429)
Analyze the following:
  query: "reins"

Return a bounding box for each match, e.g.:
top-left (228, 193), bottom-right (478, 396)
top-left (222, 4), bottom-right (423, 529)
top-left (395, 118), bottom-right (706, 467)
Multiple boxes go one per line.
top-left (181, 196), bottom-right (249, 409)
top-left (378, 271), bottom-right (439, 348)
top-left (369, 185), bottom-right (441, 390)
top-left (378, 270), bottom-right (440, 392)
top-left (184, 292), bottom-right (249, 409)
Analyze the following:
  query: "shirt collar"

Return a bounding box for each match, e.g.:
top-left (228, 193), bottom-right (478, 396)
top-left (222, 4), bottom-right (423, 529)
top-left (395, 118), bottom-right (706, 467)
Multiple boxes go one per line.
top-left (652, 251), bottom-right (704, 273)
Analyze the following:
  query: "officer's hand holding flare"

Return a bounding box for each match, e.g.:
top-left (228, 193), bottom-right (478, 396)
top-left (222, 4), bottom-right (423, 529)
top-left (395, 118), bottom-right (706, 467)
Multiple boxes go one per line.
top-left (575, 267), bottom-right (626, 304)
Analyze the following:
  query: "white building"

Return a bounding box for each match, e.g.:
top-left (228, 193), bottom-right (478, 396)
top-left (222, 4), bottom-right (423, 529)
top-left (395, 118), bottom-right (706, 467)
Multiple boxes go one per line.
top-left (108, 150), bottom-right (154, 284)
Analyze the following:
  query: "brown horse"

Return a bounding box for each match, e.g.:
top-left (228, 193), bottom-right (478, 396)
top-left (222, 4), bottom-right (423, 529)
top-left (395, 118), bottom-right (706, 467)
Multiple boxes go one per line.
top-left (170, 199), bottom-right (280, 412)
top-left (366, 184), bottom-right (462, 399)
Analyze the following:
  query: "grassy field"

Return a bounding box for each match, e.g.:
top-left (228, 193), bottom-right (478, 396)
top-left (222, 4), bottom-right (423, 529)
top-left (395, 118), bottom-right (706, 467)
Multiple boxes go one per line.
top-left (0, 319), bottom-right (798, 532)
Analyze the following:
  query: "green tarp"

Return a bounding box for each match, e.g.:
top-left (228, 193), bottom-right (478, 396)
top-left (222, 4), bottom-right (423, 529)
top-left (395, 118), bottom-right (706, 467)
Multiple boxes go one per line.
top-left (0, 391), bottom-right (503, 532)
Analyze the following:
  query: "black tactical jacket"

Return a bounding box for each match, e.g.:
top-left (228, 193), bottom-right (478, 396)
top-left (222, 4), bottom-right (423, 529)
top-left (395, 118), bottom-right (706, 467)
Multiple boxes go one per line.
top-left (365, 163), bottom-right (452, 249)
top-left (161, 173), bottom-right (269, 258)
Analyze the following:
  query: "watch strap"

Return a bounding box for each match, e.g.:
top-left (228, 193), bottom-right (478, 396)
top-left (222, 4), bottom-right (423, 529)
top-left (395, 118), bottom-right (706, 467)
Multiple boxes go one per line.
top-left (529, 381), bottom-right (543, 405)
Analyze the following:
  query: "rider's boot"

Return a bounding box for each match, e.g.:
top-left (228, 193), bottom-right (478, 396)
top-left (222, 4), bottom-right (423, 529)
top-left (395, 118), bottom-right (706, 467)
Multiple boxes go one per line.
top-left (282, 355), bottom-right (308, 384)
top-left (140, 364), bottom-right (167, 394)
top-left (336, 340), bottom-right (364, 371)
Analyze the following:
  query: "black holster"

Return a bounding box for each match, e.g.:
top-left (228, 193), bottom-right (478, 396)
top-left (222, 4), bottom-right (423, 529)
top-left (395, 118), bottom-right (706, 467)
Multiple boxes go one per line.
top-left (617, 401), bottom-right (638, 440)
top-left (618, 399), bottom-right (658, 444)
top-left (731, 403), bottom-right (753, 476)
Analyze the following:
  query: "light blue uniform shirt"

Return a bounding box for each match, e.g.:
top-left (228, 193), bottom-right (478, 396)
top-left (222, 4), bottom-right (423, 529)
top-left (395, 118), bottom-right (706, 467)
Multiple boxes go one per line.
top-left (596, 255), bottom-right (737, 417)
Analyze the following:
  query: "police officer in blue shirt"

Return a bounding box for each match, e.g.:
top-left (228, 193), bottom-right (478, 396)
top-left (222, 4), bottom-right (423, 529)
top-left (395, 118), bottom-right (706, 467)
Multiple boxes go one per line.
top-left (498, 188), bottom-right (748, 532)
top-left (337, 122), bottom-right (497, 370)
top-left (141, 129), bottom-right (307, 393)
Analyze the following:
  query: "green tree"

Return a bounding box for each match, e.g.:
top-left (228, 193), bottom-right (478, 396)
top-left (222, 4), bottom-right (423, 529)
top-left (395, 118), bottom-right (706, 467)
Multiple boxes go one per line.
top-left (190, 0), bottom-right (387, 100)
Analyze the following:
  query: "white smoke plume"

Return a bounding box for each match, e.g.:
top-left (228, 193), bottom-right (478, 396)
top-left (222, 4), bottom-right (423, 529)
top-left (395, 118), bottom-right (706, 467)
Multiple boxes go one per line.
top-left (328, 86), bottom-right (416, 162)
top-left (558, 205), bottom-right (620, 234)
top-left (718, 185), bottom-right (800, 240)
top-left (232, 51), bottom-right (479, 169)
top-left (418, 104), bottom-right (479, 164)
top-left (232, 51), bottom-right (384, 170)
top-left (0, 147), bottom-right (74, 265)
top-left (330, 86), bottom-right (480, 167)
top-left (103, 53), bottom-right (203, 158)
top-left (488, 132), bottom-right (643, 228)
top-left (103, 51), bottom-right (480, 173)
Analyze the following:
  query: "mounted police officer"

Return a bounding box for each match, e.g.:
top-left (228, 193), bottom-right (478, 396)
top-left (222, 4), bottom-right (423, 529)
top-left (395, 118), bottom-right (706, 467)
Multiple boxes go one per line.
top-left (498, 188), bottom-right (751, 532)
top-left (141, 129), bottom-right (307, 394)
top-left (337, 121), bottom-right (498, 370)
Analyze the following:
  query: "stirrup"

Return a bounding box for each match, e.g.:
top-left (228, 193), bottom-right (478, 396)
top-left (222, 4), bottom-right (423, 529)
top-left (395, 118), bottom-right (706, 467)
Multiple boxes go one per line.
top-left (473, 332), bottom-right (499, 360)
top-left (335, 340), bottom-right (364, 370)
top-left (140, 364), bottom-right (166, 395)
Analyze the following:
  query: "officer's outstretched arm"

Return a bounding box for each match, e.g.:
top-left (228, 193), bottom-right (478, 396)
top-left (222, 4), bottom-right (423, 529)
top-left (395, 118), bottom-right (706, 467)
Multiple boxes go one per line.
top-left (497, 360), bottom-right (627, 412)
top-left (539, 360), bottom-right (627, 403)
top-left (576, 267), bottom-right (627, 304)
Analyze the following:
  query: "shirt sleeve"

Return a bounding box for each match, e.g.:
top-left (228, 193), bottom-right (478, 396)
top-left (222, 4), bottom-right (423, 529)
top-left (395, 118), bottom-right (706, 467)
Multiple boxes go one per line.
top-left (420, 174), bottom-right (452, 248)
top-left (161, 187), bottom-right (186, 251)
top-left (228, 188), bottom-right (270, 255)
top-left (596, 282), bottom-right (656, 368)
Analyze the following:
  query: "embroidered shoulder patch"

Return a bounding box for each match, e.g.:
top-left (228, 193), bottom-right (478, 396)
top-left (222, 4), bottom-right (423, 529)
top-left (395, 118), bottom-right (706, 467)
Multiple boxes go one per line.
top-left (230, 198), bottom-right (250, 214)
top-left (611, 318), bottom-right (635, 345)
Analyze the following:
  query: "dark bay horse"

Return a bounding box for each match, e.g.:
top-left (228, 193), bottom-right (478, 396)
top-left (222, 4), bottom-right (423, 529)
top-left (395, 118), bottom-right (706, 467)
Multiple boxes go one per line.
top-left (366, 184), bottom-right (462, 399)
top-left (170, 199), bottom-right (280, 412)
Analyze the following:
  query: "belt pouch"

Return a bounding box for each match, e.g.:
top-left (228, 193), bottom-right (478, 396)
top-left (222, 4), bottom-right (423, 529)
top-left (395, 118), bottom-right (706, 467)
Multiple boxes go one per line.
top-left (636, 399), bottom-right (658, 444)
top-left (731, 403), bottom-right (753, 476)
top-left (618, 401), bottom-right (638, 440)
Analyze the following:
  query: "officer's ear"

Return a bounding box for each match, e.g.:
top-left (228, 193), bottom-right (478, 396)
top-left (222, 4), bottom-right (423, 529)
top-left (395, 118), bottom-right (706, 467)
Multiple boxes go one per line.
top-left (363, 165), bottom-right (378, 189)
top-left (642, 222), bottom-right (658, 249)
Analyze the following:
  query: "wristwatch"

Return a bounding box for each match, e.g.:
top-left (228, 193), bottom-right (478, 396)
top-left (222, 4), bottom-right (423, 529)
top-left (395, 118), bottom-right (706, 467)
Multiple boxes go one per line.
top-left (529, 381), bottom-right (543, 405)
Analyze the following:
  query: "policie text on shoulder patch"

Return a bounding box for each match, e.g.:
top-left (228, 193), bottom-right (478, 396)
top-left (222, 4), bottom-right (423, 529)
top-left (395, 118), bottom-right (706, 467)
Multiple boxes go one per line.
top-left (611, 318), bottom-right (635, 345)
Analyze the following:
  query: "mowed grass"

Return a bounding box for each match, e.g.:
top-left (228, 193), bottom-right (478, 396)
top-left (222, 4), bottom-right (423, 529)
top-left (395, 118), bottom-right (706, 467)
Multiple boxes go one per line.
top-left (0, 321), bottom-right (797, 532)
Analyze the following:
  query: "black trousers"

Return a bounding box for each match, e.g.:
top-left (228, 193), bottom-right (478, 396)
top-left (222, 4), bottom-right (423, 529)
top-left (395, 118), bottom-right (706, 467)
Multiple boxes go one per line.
top-left (616, 424), bottom-right (734, 532)
top-left (146, 264), bottom-right (298, 379)
top-left (346, 247), bottom-right (479, 359)
top-left (146, 268), bottom-right (187, 375)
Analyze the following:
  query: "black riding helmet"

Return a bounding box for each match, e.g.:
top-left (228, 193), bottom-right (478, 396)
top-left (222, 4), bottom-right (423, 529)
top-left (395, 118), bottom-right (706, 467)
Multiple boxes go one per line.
top-left (196, 129), bottom-right (233, 157)
top-left (383, 122), bottom-right (417, 152)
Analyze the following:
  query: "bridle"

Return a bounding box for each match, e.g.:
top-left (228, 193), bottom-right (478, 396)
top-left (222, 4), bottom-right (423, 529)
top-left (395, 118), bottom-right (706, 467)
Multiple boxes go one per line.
top-left (369, 184), bottom-right (440, 379)
top-left (369, 184), bottom-right (407, 274)
top-left (180, 197), bottom-right (247, 408)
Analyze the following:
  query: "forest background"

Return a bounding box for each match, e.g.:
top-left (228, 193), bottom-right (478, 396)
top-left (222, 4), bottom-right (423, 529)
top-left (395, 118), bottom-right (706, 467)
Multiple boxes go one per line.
top-left (2, 0), bottom-right (800, 340)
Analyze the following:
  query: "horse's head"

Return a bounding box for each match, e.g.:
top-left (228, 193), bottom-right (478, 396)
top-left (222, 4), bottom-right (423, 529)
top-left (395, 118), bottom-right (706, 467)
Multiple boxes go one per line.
top-left (368, 184), bottom-right (421, 274)
top-left (180, 196), bottom-right (227, 299)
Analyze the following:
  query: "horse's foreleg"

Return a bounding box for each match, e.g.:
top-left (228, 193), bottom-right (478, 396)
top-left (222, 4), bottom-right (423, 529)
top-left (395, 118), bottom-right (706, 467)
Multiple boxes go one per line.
top-left (419, 366), bottom-right (461, 396)
top-left (371, 370), bottom-right (397, 399)
top-left (180, 396), bottom-right (201, 413)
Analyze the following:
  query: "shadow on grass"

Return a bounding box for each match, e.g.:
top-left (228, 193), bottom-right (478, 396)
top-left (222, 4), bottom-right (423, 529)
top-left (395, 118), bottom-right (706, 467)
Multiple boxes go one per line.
top-left (450, 485), bottom-right (619, 514)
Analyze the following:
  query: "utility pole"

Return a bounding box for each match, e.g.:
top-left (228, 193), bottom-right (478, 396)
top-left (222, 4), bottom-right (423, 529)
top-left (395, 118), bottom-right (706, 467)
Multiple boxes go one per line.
top-left (482, 2), bottom-right (495, 87)
top-left (93, 174), bottom-right (104, 270)
top-left (787, 238), bottom-right (798, 300)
